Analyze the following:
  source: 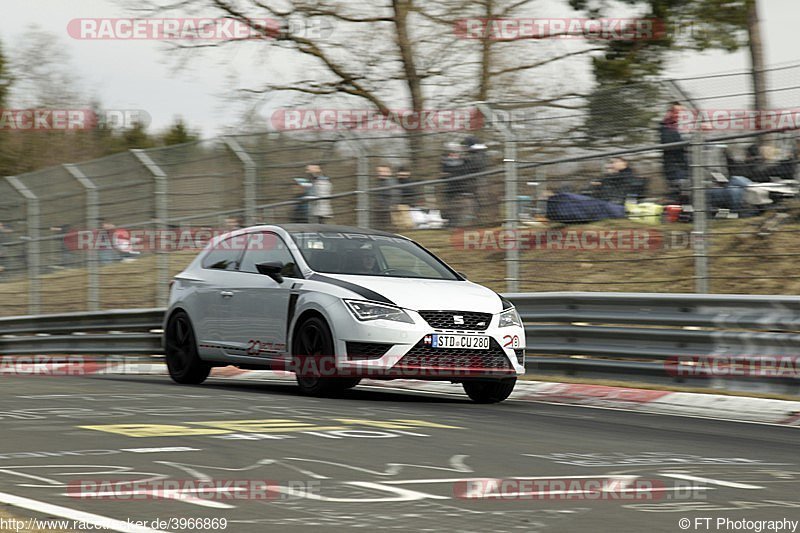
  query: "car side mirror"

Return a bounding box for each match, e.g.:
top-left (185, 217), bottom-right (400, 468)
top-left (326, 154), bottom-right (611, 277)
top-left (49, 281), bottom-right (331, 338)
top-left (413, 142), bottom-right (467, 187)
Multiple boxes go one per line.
top-left (256, 262), bottom-right (284, 283)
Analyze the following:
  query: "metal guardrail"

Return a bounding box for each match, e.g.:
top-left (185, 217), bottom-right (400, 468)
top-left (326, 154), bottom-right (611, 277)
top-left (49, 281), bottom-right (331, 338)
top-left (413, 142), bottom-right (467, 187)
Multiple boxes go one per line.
top-left (0, 308), bottom-right (163, 355)
top-left (1, 293), bottom-right (798, 387)
top-left (511, 292), bottom-right (800, 358)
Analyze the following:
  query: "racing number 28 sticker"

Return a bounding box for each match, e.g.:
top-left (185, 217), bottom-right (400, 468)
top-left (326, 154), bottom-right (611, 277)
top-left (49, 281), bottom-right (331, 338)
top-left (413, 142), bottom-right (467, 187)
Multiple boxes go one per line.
top-left (502, 335), bottom-right (520, 348)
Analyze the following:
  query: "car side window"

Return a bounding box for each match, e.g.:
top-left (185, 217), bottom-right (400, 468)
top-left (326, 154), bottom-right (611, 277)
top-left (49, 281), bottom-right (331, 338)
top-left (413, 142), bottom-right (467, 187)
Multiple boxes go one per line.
top-left (240, 232), bottom-right (300, 277)
top-left (201, 235), bottom-right (246, 270)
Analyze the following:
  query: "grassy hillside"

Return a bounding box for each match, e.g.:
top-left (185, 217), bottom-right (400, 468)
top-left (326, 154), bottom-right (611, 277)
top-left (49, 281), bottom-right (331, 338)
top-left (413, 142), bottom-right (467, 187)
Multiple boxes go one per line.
top-left (1, 216), bottom-right (798, 316)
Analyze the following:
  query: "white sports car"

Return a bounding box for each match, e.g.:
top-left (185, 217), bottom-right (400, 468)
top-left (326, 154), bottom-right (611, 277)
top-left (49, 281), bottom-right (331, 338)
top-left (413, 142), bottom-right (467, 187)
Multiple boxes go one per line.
top-left (163, 224), bottom-right (525, 403)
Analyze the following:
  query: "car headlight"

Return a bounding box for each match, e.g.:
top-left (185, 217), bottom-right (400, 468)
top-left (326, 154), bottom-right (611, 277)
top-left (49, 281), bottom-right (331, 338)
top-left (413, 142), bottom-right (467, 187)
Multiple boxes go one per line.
top-left (498, 307), bottom-right (522, 328)
top-left (344, 299), bottom-right (414, 324)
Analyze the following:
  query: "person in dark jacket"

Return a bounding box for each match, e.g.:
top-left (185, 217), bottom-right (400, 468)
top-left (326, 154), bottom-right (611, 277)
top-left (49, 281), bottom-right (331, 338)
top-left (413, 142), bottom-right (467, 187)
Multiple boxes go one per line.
top-left (660, 102), bottom-right (689, 202)
top-left (461, 136), bottom-right (489, 218)
top-left (374, 165), bottom-right (398, 230)
top-left (395, 166), bottom-right (417, 207)
top-left (589, 157), bottom-right (646, 205)
top-left (440, 143), bottom-right (466, 223)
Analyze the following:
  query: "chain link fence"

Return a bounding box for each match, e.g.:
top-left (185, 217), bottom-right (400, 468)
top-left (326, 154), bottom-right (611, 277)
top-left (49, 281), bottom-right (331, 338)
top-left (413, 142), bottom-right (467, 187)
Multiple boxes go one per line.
top-left (2, 65), bottom-right (800, 315)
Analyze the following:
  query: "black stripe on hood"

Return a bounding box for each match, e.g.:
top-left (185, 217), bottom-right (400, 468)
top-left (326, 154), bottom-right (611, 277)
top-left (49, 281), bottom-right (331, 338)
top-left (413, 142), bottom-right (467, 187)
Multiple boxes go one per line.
top-left (309, 274), bottom-right (395, 305)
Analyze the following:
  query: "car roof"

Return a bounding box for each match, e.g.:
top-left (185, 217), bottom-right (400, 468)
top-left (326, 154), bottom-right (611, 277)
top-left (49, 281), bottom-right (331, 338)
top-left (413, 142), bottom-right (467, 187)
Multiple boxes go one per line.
top-left (276, 224), bottom-right (405, 238)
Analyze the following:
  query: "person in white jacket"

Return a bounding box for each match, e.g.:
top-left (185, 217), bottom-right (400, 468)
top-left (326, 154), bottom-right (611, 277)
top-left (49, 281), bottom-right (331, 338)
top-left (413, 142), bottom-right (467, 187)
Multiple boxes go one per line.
top-left (305, 164), bottom-right (333, 223)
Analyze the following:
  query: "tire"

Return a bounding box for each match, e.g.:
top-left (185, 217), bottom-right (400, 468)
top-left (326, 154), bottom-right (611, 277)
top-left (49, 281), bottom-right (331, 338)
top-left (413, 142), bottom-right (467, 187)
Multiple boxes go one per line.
top-left (293, 317), bottom-right (360, 396)
top-left (164, 310), bottom-right (211, 385)
top-left (462, 378), bottom-right (517, 404)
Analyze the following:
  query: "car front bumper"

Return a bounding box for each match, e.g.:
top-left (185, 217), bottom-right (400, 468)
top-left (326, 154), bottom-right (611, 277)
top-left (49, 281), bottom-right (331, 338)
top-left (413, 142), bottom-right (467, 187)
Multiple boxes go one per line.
top-left (318, 301), bottom-right (526, 380)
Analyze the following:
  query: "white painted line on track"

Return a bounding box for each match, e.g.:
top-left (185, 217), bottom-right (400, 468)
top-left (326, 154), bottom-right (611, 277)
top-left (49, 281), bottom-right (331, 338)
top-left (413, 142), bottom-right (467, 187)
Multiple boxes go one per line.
top-left (122, 447), bottom-right (201, 453)
top-left (0, 490), bottom-right (168, 533)
top-left (659, 473), bottom-right (765, 489)
top-left (382, 475), bottom-right (640, 485)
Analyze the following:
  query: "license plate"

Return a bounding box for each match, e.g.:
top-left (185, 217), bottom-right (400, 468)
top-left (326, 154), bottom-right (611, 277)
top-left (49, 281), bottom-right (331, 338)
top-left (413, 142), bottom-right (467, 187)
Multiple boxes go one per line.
top-left (425, 334), bottom-right (490, 350)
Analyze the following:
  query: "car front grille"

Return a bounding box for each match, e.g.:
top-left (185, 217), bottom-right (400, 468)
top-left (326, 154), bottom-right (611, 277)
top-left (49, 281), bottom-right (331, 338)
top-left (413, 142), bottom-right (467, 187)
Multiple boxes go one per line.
top-left (394, 337), bottom-right (512, 370)
top-left (418, 311), bottom-right (492, 331)
top-left (514, 349), bottom-right (525, 366)
top-left (346, 342), bottom-right (392, 360)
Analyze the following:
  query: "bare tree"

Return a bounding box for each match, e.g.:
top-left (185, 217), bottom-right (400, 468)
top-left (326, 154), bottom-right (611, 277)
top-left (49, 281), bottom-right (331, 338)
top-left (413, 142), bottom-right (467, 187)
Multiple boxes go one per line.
top-left (746, 0), bottom-right (768, 133)
top-left (139, 0), bottom-right (605, 171)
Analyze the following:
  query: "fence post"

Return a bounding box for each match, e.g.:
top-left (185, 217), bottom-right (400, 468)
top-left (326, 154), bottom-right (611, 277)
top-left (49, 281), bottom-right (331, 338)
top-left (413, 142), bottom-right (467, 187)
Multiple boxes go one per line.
top-left (6, 176), bottom-right (40, 314)
top-left (64, 164), bottom-right (99, 311)
top-left (223, 137), bottom-right (257, 225)
top-left (691, 131), bottom-right (709, 293)
top-left (131, 149), bottom-right (170, 307)
top-left (477, 102), bottom-right (520, 292)
top-left (356, 152), bottom-right (370, 227)
top-left (504, 133), bottom-right (520, 292)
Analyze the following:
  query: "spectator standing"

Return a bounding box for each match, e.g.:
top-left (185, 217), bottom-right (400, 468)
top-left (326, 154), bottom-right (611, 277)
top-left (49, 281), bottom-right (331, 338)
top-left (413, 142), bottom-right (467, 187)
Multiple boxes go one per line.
top-left (460, 136), bottom-right (489, 220)
top-left (440, 143), bottom-right (466, 223)
top-left (306, 164), bottom-right (333, 224)
top-left (373, 165), bottom-right (398, 230)
top-left (395, 166), bottom-right (416, 207)
top-left (659, 102), bottom-right (689, 202)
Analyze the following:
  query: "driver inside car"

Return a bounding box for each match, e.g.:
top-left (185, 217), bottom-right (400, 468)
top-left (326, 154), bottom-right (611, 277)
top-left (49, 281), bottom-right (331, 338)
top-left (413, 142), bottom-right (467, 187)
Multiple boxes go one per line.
top-left (351, 249), bottom-right (381, 275)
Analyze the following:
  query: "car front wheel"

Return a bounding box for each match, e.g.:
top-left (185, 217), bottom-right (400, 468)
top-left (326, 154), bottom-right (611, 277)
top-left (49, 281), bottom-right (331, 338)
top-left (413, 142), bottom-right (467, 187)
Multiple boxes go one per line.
top-left (293, 316), bottom-right (360, 396)
top-left (462, 378), bottom-right (516, 403)
top-left (165, 311), bottom-right (211, 385)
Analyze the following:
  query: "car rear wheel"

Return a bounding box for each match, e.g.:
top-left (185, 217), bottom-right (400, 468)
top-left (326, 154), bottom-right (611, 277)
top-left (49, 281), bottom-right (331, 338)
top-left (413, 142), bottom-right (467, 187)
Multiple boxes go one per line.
top-left (293, 317), bottom-right (360, 396)
top-left (165, 311), bottom-right (211, 384)
top-left (462, 378), bottom-right (516, 403)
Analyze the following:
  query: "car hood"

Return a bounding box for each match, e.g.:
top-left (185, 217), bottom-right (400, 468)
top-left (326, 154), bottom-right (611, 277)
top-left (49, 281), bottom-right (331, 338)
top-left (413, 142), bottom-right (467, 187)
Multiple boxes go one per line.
top-left (319, 274), bottom-right (503, 313)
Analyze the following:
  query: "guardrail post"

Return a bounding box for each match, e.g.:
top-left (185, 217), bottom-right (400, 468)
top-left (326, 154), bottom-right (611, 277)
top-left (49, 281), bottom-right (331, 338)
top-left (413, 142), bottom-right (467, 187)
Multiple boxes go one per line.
top-left (131, 149), bottom-right (170, 307)
top-left (223, 137), bottom-right (257, 225)
top-left (64, 164), bottom-right (100, 311)
top-left (356, 152), bottom-right (369, 228)
top-left (691, 132), bottom-right (709, 293)
top-left (6, 176), bottom-right (40, 314)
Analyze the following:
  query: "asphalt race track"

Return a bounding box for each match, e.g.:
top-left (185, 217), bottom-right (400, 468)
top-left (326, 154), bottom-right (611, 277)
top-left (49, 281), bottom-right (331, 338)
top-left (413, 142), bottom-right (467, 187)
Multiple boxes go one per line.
top-left (0, 374), bottom-right (798, 533)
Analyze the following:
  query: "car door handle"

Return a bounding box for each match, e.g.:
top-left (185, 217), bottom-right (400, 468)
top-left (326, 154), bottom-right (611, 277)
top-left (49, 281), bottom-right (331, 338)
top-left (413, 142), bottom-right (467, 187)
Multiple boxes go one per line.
top-left (220, 291), bottom-right (234, 298)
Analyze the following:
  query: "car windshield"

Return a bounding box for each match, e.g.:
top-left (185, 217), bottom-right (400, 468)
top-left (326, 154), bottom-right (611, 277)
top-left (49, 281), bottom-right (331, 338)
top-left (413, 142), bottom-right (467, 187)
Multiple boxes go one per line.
top-left (289, 231), bottom-right (460, 280)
